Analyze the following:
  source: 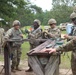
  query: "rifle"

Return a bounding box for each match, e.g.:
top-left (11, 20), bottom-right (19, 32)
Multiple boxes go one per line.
top-left (7, 38), bottom-right (48, 42)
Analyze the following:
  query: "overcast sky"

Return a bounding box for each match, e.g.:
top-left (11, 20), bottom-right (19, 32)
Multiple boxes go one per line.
top-left (30, 0), bottom-right (52, 11)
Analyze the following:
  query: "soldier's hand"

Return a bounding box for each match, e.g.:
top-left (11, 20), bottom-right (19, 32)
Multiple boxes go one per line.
top-left (43, 31), bottom-right (48, 34)
top-left (40, 48), bottom-right (56, 54)
top-left (48, 48), bottom-right (56, 54)
top-left (29, 33), bottom-right (34, 37)
top-left (2, 38), bottom-right (8, 48)
top-left (64, 34), bottom-right (69, 39)
top-left (20, 34), bottom-right (23, 38)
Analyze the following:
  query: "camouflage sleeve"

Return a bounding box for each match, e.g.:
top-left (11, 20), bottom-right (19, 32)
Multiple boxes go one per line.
top-left (68, 36), bottom-right (76, 40)
top-left (5, 29), bottom-right (12, 39)
top-left (35, 29), bottom-right (42, 38)
top-left (56, 38), bottom-right (76, 52)
top-left (30, 29), bottom-right (42, 39)
top-left (51, 29), bottom-right (61, 38)
top-left (48, 29), bottom-right (61, 38)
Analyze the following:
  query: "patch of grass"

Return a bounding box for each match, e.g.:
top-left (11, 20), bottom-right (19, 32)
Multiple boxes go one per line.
top-left (61, 30), bottom-right (66, 34)
top-left (60, 52), bottom-right (71, 69)
top-left (0, 54), bottom-right (4, 61)
top-left (21, 42), bottom-right (30, 60)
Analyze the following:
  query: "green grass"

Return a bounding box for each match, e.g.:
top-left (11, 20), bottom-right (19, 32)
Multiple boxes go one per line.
top-left (21, 42), bottom-right (30, 59)
top-left (61, 30), bottom-right (66, 34)
top-left (0, 54), bottom-right (4, 61)
top-left (60, 52), bottom-right (71, 69)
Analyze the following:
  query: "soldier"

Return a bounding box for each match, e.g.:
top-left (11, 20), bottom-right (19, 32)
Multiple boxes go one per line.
top-left (44, 18), bottom-right (61, 39)
top-left (5, 20), bottom-right (23, 72)
top-left (64, 12), bottom-right (76, 40)
top-left (28, 19), bottom-right (42, 49)
top-left (0, 28), bottom-right (4, 53)
top-left (43, 12), bottom-right (76, 75)
top-left (26, 19), bottom-right (42, 72)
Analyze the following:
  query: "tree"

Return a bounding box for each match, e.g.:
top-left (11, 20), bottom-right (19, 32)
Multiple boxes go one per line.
top-left (30, 5), bottom-right (43, 14)
top-left (50, 0), bottom-right (74, 24)
top-left (15, 8), bottom-right (35, 26)
top-left (0, 0), bottom-right (27, 21)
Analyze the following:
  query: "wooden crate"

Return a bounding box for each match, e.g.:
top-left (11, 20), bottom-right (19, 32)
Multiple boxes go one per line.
top-left (27, 39), bottom-right (62, 75)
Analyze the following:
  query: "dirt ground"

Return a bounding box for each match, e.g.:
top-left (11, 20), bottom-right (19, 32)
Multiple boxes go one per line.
top-left (0, 60), bottom-right (72, 75)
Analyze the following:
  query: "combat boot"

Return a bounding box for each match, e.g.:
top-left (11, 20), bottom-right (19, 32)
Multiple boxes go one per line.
top-left (11, 69), bottom-right (16, 73)
top-left (25, 67), bottom-right (33, 72)
top-left (11, 65), bottom-right (16, 73)
top-left (16, 67), bottom-right (22, 71)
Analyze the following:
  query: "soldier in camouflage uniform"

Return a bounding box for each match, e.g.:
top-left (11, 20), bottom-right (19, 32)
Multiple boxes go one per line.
top-left (43, 12), bottom-right (76, 75)
top-left (44, 18), bottom-right (61, 39)
top-left (28, 19), bottom-right (42, 49)
top-left (26, 19), bottom-right (42, 72)
top-left (0, 28), bottom-right (4, 53)
top-left (5, 20), bottom-right (23, 72)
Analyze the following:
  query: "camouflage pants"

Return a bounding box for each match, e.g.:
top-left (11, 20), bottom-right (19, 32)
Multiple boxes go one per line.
top-left (71, 53), bottom-right (76, 75)
top-left (11, 46), bottom-right (22, 69)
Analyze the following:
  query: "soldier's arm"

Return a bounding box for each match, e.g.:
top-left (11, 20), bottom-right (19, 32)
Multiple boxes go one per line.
top-left (50, 29), bottom-right (61, 38)
top-left (5, 29), bottom-right (12, 39)
top-left (67, 36), bottom-right (76, 40)
top-left (19, 29), bottom-right (23, 38)
top-left (2, 29), bottom-right (12, 47)
top-left (56, 38), bottom-right (76, 52)
top-left (19, 29), bottom-right (22, 34)
top-left (39, 38), bottom-right (76, 54)
top-left (47, 29), bottom-right (61, 38)
top-left (30, 29), bottom-right (42, 39)
top-left (35, 30), bottom-right (42, 38)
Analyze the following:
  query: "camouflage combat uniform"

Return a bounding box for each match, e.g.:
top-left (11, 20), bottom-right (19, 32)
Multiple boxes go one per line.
top-left (46, 18), bottom-right (61, 39)
top-left (26, 19), bottom-right (43, 71)
top-left (5, 20), bottom-right (23, 71)
top-left (66, 25), bottom-right (76, 75)
top-left (28, 26), bottom-right (42, 49)
top-left (56, 38), bottom-right (76, 75)
top-left (28, 19), bottom-right (42, 49)
top-left (0, 28), bottom-right (4, 53)
top-left (47, 27), bottom-right (61, 39)
top-left (56, 12), bottom-right (76, 75)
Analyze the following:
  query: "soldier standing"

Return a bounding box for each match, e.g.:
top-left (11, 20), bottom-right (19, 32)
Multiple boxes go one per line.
top-left (5, 20), bottom-right (23, 72)
top-left (43, 12), bottom-right (76, 75)
top-left (0, 28), bottom-right (4, 53)
top-left (26, 19), bottom-right (42, 72)
top-left (28, 19), bottom-right (42, 49)
top-left (44, 18), bottom-right (61, 39)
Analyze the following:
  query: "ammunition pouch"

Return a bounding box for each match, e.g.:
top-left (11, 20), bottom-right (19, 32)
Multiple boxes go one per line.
top-left (12, 42), bottom-right (22, 47)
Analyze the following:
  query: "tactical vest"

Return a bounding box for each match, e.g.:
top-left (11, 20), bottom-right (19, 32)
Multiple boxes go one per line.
top-left (10, 28), bottom-right (23, 46)
top-left (48, 27), bottom-right (61, 39)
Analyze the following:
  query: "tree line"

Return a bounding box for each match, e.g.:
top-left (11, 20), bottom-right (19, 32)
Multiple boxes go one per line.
top-left (0, 0), bottom-right (76, 28)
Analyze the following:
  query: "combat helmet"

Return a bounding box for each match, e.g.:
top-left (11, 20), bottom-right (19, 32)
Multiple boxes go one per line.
top-left (48, 18), bottom-right (57, 25)
top-left (70, 12), bottom-right (76, 19)
top-left (12, 20), bottom-right (21, 26)
top-left (34, 19), bottom-right (41, 25)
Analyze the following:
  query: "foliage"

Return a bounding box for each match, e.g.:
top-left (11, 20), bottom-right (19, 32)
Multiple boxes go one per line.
top-left (1, 0), bottom-right (76, 27)
top-left (34, 0), bottom-right (75, 25)
top-left (0, 0), bottom-right (26, 21)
